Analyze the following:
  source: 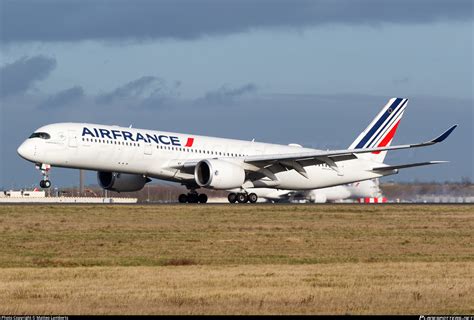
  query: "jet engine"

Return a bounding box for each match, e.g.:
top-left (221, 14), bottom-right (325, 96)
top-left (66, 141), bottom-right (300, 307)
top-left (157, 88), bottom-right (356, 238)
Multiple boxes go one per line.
top-left (97, 171), bottom-right (151, 192)
top-left (308, 191), bottom-right (327, 203)
top-left (194, 159), bottom-right (245, 189)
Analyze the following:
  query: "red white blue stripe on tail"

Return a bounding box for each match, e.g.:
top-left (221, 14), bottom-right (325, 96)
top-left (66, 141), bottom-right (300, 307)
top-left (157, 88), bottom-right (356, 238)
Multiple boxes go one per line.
top-left (349, 98), bottom-right (408, 162)
top-left (349, 98), bottom-right (408, 149)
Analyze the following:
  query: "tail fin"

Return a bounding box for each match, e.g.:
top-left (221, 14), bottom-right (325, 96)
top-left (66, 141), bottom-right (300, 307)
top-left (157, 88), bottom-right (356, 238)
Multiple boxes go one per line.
top-left (349, 97), bottom-right (408, 163)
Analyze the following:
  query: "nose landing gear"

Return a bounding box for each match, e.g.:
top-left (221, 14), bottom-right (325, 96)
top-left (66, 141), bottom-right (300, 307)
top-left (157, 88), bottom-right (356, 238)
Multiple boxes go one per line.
top-left (36, 163), bottom-right (52, 189)
top-left (39, 180), bottom-right (51, 189)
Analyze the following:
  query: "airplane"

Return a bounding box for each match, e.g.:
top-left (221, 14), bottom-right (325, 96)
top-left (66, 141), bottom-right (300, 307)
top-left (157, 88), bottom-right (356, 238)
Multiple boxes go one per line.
top-left (17, 97), bottom-right (457, 204)
top-left (237, 179), bottom-right (382, 203)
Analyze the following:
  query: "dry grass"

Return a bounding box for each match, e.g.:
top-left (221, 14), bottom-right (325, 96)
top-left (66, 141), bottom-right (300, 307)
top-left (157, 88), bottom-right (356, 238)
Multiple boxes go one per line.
top-left (0, 204), bottom-right (472, 314)
top-left (0, 263), bottom-right (472, 314)
top-left (0, 204), bottom-right (472, 267)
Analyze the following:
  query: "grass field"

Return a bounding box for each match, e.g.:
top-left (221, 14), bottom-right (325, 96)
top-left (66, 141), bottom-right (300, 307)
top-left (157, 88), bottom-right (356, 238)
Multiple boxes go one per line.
top-left (0, 204), bottom-right (472, 314)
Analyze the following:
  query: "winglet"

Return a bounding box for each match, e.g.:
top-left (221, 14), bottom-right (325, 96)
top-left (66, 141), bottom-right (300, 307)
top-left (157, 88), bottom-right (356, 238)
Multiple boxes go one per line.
top-left (430, 125), bottom-right (457, 143)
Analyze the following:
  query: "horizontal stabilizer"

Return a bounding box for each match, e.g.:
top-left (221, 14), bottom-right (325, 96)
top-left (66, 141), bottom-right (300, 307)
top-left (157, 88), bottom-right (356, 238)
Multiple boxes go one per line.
top-left (372, 161), bottom-right (448, 172)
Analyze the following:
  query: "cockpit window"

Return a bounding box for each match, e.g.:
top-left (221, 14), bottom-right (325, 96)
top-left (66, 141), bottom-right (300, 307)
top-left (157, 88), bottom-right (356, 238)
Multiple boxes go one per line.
top-left (29, 132), bottom-right (51, 139)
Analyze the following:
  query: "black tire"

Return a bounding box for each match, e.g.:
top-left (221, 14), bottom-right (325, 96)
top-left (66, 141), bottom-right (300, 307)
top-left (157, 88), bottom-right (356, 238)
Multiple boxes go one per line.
top-left (198, 193), bottom-right (208, 203)
top-left (237, 193), bottom-right (248, 203)
top-left (228, 193), bottom-right (237, 203)
top-left (178, 194), bottom-right (188, 203)
top-left (188, 193), bottom-right (199, 203)
top-left (248, 193), bottom-right (258, 203)
top-left (39, 180), bottom-right (45, 188)
top-left (44, 180), bottom-right (51, 188)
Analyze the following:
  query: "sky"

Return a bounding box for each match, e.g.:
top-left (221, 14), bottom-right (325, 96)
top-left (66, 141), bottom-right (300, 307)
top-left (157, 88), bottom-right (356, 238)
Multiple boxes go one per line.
top-left (0, 0), bottom-right (473, 188)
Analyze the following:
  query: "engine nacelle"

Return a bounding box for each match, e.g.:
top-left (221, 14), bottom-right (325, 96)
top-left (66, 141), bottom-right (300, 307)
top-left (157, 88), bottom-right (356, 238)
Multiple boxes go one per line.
top-left (97, 171), bottom-right (150, 192)
top-left (194, 159), bottom-right (245, 190)
top-left (308, 191), bottom-right (327, 203)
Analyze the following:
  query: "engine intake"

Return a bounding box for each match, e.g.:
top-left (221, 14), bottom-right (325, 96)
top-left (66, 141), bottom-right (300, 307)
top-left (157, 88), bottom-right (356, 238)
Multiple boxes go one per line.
top-left (97, 171), bottom-right (151, 192)
top-left (195, 159), bottom-right (245, 190)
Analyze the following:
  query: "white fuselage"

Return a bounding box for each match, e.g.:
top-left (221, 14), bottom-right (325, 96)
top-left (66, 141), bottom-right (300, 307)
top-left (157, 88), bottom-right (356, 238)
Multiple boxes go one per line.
top-left (245, 179), bottom-right (382, 202)
top-left (17, 122), bottom-right (389, 190)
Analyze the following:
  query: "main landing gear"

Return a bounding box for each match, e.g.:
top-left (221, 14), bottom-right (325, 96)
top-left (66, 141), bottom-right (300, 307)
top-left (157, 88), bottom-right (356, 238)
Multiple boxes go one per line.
top-left (178, 191), bottom-right (208, 204)
top-left (228, 192), bottom-right (258, 204)
top-left (36, 163), bottom-right (52, 189)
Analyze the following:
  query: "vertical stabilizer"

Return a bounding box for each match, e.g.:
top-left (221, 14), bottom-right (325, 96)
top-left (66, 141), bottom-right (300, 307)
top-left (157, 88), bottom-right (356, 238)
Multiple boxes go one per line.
top-left (349, 98), bottom-right (408, 163)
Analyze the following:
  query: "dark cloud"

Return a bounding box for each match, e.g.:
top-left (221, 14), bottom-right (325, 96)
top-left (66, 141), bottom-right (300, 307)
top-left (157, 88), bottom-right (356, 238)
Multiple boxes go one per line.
top-left (38, 86), bottom-right (85, 109)
top-left (2, 0), bottom-right (472, 43)
top-left (0, 56), bottom-right (56, 97)
top-left (199, 83), bottom-right (257, 105)
top-left (393, 77), bottom-right (411, 86)
top-left (96, 76), bottom-right (161, 104)
top-left (96, 76), bottom-right (181, 108)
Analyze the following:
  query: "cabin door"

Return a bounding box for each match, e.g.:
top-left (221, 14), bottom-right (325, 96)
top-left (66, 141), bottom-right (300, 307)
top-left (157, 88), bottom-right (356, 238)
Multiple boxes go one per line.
top-left (144, 142), bottom-right (153, 155)
top-left (68, 130), bottom-right (78, 148)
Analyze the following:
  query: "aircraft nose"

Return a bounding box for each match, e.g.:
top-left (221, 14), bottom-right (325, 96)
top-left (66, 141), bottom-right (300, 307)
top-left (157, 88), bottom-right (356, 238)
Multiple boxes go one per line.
top-left (17, 141), bottom-right (34, 160)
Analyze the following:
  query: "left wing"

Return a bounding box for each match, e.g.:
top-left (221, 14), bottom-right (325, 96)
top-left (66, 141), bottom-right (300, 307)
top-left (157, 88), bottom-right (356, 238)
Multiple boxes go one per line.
top-left (240, 125), bottom-right (456, 179)
top-left (166, 125), bottom-right (456, 182)
top-left (244, 125), bottom-right (457, 165)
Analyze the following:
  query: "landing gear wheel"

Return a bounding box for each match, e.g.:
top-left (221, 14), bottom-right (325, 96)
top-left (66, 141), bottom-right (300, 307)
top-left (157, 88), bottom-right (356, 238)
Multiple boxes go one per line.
top-left (178, 194), bottom-right (188, 203)
top-left (198, 194), bottom-right (208, 203)
top-left (37, 164), bottom-right (52, 189)
top-left (188, 193), bottom-right (199, 203)
top-left (181, 185), bottom-right (208, 204)
top-left (228, 193), bottom-right (237, 203)
top-left (237, 193), bottom-right (249, 203)
top-left (39, 180), bottom-right (51, 189)
top-left (248, 193), bottom-right (258, 203)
